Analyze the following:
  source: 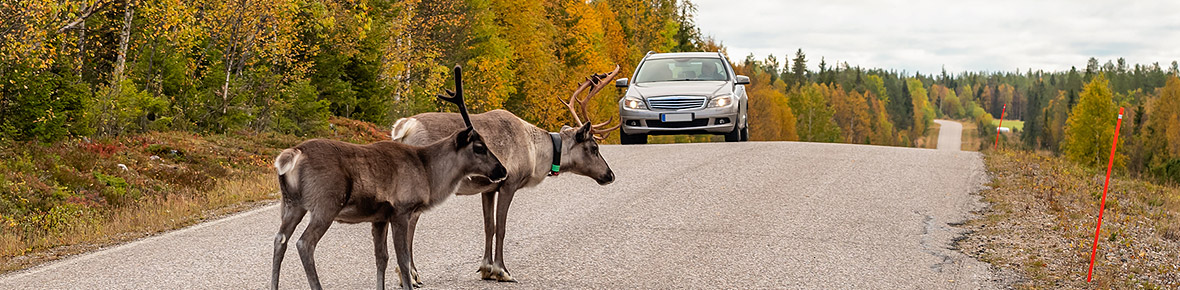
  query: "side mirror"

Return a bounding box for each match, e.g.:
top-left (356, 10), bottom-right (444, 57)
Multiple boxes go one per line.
top-left (615, 78), bottom-right (629, 87)
top-left (735, 75), bottom-right (750, 85)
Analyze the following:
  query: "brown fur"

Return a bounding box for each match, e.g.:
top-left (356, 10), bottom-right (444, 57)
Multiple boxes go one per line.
top-left (270, 129), bottom-right (506, 290)
top-left (390, 109), bottom-right (614, 282)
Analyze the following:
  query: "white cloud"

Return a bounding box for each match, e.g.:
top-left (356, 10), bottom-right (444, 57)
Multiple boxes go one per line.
top-left (692, 0), bottom-right (1180, 73)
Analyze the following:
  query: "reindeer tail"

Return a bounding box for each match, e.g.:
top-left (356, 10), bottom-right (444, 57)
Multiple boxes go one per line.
top-left (274, 149), bottom-right (302, 200)
top-left (390, 117), bottom-right (420, 142)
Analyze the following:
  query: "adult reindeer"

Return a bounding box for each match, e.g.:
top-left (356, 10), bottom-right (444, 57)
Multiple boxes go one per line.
top-left (270, 66), bottom-right (506, 290)
top-left (390, 66), bottom-right (622, 283)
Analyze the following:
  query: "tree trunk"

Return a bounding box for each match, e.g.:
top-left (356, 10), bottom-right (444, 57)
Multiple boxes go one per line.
top-left (113, 0), bottom-right (135, 84)
top-left (75, 2), bottom-right (87, 81)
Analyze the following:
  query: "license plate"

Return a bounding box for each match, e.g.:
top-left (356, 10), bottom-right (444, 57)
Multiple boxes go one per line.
top-left (660, 113), bottom-right (693, 122)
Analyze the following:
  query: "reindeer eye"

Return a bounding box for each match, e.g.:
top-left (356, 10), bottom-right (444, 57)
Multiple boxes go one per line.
top-left (473, 144), bottom-right (488, 154)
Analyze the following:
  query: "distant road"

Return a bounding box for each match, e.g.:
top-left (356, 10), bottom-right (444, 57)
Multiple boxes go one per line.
top-left (934, 120), bottom-right (964, 151)
top-left (0, 141), bottom-right (996, 289)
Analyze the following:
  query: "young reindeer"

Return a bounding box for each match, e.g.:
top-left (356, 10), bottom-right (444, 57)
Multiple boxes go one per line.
top-left (270, 66), bottom-right (506, 290)
top-left (390, 66), bottom-right (622, 284)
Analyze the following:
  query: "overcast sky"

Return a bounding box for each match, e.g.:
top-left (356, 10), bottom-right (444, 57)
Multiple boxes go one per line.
top-left (692, 0), bottom-right (1180, 74)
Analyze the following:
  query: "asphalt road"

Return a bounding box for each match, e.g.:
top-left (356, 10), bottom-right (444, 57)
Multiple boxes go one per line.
top-left (934, 120), bottom-right (963, 151)
top-left (0, 135), bottom-right (996, 288)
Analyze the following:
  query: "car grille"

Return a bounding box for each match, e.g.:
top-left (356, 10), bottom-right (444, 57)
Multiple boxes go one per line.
top-left (647, 119), bottom-right (709, 128)
top-left (647, 96), bottom-right (706, 110)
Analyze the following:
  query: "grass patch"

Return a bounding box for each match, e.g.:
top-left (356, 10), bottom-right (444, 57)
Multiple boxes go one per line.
top-left (992, 119), bottom-right (1024, 131)
top-left (961, 121), bottom-right (983, 151)
top-left (959, 150), bottom-right (1180, 288)
top-left (0, 118), bottom-right (389, 273)
top-left (915, 121), bottom-right (941, 149)
top-left (647, 134), bottom-right (724, 144)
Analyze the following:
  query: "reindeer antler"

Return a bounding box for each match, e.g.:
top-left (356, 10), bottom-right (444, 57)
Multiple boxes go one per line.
top-left (437, 65), bottom-right (472, 129)
top-left (557, 65), bottom-right (622, 140)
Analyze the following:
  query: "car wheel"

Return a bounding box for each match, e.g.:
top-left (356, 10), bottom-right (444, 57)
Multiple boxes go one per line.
top-left (724, 125), bottom-right (741, 142)
top-left (620, 131), bottom-right (647, 145)
top-left (740, 124), bottom-right (749, 141)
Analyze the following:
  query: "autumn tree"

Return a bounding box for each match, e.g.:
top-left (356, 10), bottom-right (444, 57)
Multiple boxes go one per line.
top-left (1145, 76), bottom-right (1180, 181)
top-left (1062, 75), bottom-right (1124, 168)
top-left (790, 83), bottom-right (841, 142)
top-left (867, 93), bottom-right (895, 145)
top-left (829, 84), bottom-right (870, 143)
top-left (865, 74), bottom-right (887, 103)
top-left (931, 85), bottom-right (963, 118)
top-left (996, 83), bottom-right (1015, 119)
top-left (736, 60), bottom-right (797, 141)
top-left (1043, 90), bottom-right (1070, 151)
top-left (907, 78), bottom-right (934, 141)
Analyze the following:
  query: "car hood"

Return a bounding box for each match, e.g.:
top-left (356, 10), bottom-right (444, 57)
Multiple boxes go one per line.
top-left (629, 81), bottom-right (729, 99)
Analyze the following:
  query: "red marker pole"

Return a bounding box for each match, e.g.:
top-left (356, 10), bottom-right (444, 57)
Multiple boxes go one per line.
top-left (994, 104), bottom-right (1006, 149)
top-left (1087, 107), bottom-right (1124, 282)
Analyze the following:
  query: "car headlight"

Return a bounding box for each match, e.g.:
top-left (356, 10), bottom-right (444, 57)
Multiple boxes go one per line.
top-left (708, 95), bottom-right (734, 108)
top-left (623, 97), bottom-right (644, 109)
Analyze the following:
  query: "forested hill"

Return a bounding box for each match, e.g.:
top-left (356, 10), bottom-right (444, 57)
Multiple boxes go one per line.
top-left (3, 0), bottom-right (1180, 183)
top-left (736, 50), bottom-right (1180, 183)
top-left (1, 0), bottom-right (714, 142)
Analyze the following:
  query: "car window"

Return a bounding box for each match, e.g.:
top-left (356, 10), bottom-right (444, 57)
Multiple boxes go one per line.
top-left (634, 58), bottom-right (729, 83)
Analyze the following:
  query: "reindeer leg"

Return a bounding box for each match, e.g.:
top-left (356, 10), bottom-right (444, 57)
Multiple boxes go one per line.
top-left (391, 211), bottom-right (415, 290)
top-left (394, 213), bottom-right (423, 287)
top-left (406, 212), bottom-right (422, 287)
top-left (296, 212), bottom-right (336, 290)
top-left (479, 191), bottom-right (497, 280)
top-left (490, 186), bottom-right (519, 282)
top-left (271, 202), bottom-right (306, 290)
top-left (372, 222), bottom-right (389, 290)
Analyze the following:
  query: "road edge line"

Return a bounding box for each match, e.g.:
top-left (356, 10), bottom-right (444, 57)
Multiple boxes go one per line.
top-left (0, 202), bottom-right (280, 282)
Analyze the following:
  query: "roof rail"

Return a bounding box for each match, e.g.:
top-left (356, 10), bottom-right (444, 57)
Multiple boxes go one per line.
top-left (645, 51), bottom-right (655, 56)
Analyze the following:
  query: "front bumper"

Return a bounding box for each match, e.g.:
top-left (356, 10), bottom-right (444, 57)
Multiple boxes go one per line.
top-left (619, 106), bottom-right (738, 135)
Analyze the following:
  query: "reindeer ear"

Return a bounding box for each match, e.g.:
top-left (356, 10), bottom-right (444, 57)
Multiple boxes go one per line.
top-left (575, 122), bottom-right (592, 143)
top-left (455, 127), bottom-right (473, 148)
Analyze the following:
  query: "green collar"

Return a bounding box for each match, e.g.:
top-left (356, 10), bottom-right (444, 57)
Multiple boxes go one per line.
top-left (547, 132), bottom-right (561, 176)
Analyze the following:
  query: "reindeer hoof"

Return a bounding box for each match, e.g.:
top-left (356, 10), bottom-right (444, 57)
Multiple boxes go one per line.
top-left (490, 267), bottom-right (517, 282)
top-left (479, 264), bottom-right (494, 280)
top-left (395, 268), bottom-right (424, 288)
top-left (397, 280), bottom-right (423, 288)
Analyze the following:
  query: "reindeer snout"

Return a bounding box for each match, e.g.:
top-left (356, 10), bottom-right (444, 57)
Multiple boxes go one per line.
top-left (597, 170), bottom-right (615, 185)
top-left (490, 164), bottom-right (508, 181)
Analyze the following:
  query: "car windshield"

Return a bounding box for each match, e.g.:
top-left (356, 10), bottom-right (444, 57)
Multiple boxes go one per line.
top-left (634, 58), bottom-right (729, 83)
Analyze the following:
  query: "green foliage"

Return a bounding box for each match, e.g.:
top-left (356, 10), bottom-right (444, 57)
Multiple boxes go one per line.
top-left (91, 80), bottom-right (171, 135)
top-left (789, 84), bottom-right (842, 142)
top-left (0, 63), bottom-right (91, 142)
top-left (1152, 158), bottom-right (1180, 184)
top-left (974, 107), bottom-right (995, 138)
top-left (907, 78), bottom-right (935, 141)
top-left (271, 80), bottom-right (331, 136)
top-left (864, 74), bottom-right (888, 104)
top-left (93, 171), bottom-right (139, 207)
top-left (1062, 75), bottom-right (1124, 168)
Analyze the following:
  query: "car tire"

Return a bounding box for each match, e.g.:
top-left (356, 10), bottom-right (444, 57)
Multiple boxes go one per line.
top-left (724, 125), bottom-right (741, 142)
top-left (620, 131), bottom-right (647, 145)
top-left (740, 124), bottom-right (749, 141)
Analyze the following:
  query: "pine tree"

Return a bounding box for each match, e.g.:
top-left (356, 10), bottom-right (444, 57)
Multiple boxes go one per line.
top-left (789, 48), bottom-right (807, 91)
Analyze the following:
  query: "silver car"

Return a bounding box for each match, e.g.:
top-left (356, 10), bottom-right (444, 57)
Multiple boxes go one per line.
top-left (615, 52), bottom-right (750, 144)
